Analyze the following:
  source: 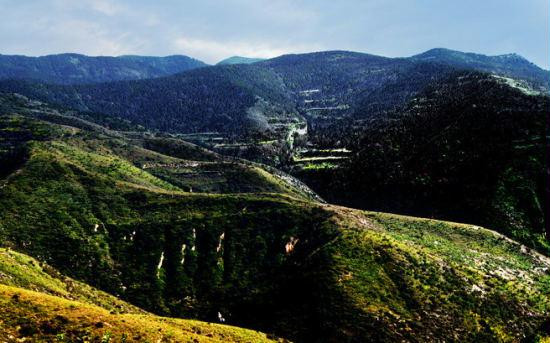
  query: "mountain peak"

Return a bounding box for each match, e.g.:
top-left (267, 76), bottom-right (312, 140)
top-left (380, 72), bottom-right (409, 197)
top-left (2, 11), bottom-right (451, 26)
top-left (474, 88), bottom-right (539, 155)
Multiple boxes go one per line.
top-left (414, 48), bottom-right (531, 64)
top-left (217, 56), bottom-right (265, 65)
top-left (494, 52), bottom-right (530, 62)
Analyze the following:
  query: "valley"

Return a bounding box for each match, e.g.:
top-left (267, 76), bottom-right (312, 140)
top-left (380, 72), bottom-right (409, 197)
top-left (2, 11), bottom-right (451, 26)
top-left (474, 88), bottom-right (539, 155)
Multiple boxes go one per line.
top-left (0, 47), bottom-right (549, 342)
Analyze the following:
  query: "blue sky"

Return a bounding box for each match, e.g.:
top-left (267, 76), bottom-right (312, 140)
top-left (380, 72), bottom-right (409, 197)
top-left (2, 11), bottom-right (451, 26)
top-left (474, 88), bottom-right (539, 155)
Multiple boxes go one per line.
top-left (0, 0), bottom-right (547, 68)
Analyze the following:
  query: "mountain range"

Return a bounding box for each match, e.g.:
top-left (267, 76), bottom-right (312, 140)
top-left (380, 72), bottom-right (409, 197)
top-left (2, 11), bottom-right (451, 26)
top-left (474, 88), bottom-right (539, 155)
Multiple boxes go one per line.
top-left (0, 48), bottom-right (549, 342)
top-left (0, 49), bottom-right (547, 137)
top-left (0, 53), bottom-right (207, 84)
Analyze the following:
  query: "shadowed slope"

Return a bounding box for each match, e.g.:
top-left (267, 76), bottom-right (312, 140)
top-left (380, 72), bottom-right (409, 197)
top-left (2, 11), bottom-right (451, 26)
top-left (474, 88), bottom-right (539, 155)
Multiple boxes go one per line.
top-left (0, 94), bottom-right (548, 342)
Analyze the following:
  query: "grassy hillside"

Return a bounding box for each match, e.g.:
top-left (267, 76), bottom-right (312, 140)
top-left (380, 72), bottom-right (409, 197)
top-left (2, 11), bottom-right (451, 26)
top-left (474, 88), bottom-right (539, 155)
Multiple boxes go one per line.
top-left (305, 72), bottom-right (550, 255)
top-left (315, 207), bottom-right (550, 342)
top-left (0, 286), bottom-right (281, 342)
top-left (0, 250), bottom-right (281, 342)
top-left (0, 94), bottom-right (549, 342)
top-left (0, 248), bottom-right (143, 314)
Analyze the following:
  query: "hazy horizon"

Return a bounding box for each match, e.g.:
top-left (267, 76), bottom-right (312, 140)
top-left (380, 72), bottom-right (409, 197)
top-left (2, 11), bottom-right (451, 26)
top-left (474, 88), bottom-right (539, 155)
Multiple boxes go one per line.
top-left (1, 47), bottom-right (548, 70)
top-left (0, 0), bottom-right (548, 69)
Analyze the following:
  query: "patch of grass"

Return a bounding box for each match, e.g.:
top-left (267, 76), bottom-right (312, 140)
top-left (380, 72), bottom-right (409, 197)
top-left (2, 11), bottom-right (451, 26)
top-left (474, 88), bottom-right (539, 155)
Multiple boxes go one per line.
top-left (0, 248), bottom-right (143, 314)
top-left (319, 207), bottom-right (549, 341)
top-left (299, 162), bottom-right (338, 170)
top-left (0, 284), bottom-right (281, 342)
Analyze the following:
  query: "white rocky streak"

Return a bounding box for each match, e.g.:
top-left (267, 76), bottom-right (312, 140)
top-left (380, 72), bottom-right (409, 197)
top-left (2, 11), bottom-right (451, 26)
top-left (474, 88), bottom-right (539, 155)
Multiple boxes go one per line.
top-left (181, 244), bottom-right (187, 264)
top-left (156, 251), bottom-right (164, 278)
top-left (217, 232), bottom-right (225, 253)
top-left (299, 89), bottom-right (320, 96)
top-left (491, 75), bottom-right (541, 96)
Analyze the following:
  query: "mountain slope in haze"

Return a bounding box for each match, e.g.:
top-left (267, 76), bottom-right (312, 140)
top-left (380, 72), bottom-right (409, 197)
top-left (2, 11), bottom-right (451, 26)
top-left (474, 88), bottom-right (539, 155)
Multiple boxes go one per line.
top-left (305, 72), bottom-right (550, 255)
top-left (0, 94), bottom-right (548, 342)
top-left (0, 51), bottom-right (454, 139)
top-left (217, 56), bottom-right (266, 65)
top-left (0, 64), bottom-right (298, 135)
top-left (0, 49), bottom-right (547, 139)
top-left (0, 53), bottom-right (207, 84)
top-left (258, 50), bottom-right (409, 99)
top-left (0, 93), bottom-right (315, 200)
top-left (0, 249), bottom-right (281, 342)
top-left (413, 48), bottom-right (550, 91)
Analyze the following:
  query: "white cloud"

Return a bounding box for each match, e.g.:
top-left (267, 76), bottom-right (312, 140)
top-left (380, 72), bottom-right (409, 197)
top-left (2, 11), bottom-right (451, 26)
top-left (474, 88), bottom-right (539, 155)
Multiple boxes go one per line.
top-left (88, 0), bottom-right (122, 16)
top-left (50, 0), bottom-right (124, 16)
top-left (0, 0), bottom-right (545, 68)
top-left (32, 18), bottom-right (142, 56)
top-left (232, 0), bottom-right (319, 25)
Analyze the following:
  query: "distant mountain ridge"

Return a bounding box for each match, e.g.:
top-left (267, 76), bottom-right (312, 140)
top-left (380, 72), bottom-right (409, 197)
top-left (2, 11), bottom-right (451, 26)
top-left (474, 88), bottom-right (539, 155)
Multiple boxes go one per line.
top-left (0, 53), bottom-right (208, 84)
top-left (412, 48), bottom-right (549, 90)
top-left (1, 48), bottom-right (546, 138)
top-left (217, 56), bottom-right (266, 65)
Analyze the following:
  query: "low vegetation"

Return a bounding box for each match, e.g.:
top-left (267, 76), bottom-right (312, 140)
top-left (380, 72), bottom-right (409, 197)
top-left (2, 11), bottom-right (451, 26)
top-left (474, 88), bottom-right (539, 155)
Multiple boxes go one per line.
top-left (310, 72), bottom-right (550, 255)
top-left (0, 94), bottom-right (548, 342)
top-left (0, 260), bottom-right (281, 342)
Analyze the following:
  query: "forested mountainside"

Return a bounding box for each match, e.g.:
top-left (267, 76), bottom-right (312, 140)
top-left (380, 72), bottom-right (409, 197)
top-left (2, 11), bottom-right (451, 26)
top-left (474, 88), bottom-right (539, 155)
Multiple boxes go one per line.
top-left (296, 72), bottom-right (550, 255)
top-left (412, 48), bottom-right (550, 90)
top-left (0, 64), bottom-right (296, 135)
top-left (0, 53), bottom-right (207, 84)
top-left (0, 49), bottom-right (547, 139)
top-left (0, 93), bottom-right (548, 342)
top-left (217, 56), bottom-right (266, 65)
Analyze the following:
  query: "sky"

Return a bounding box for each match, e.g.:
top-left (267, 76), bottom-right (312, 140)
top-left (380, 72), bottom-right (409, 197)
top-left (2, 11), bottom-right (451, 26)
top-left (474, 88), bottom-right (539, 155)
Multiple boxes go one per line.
top-left (0, 0), bottom-right (548, 69)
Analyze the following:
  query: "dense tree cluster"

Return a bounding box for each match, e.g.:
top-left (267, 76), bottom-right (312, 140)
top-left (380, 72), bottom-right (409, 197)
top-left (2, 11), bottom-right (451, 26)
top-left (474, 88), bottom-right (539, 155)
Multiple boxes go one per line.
top-left (312, 72), bottom-right (550, 253)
